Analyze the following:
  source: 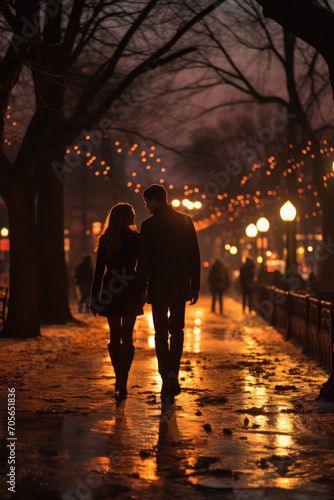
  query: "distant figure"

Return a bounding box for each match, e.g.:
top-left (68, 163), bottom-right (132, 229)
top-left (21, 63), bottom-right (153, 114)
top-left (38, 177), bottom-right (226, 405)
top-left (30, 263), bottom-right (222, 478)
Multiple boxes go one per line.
top-left (208, 258), bottom-right (229, 314)
top-left (90, 203), bottom-right (143, 402)
top-left (75, 254), bottom-right (94, 313)
top-left (240, 257), bottom-right (256, 314)
top-left (137, 184), bottom-right (201, 407)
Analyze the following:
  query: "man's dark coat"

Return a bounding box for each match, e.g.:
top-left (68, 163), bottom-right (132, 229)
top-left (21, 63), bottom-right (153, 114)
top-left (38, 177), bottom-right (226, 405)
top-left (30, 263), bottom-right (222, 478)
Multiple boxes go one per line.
top-left (137, 204), bottom-right (201, 303)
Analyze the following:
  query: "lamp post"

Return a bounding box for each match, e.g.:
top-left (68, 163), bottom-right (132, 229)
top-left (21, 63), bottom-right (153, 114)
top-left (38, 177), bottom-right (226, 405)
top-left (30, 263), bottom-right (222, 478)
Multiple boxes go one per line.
top-left (280, 200), bottom-right (297, 273)
top-left (245, 223), bottom-right (257, 260)
top-left (256, 217), bottom-right (270, 263)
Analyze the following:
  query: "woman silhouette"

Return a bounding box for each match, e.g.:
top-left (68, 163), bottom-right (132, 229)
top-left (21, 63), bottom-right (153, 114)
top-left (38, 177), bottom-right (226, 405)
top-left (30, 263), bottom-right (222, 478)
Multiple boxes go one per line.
top-left (90, 203), bottom-right (143, 401)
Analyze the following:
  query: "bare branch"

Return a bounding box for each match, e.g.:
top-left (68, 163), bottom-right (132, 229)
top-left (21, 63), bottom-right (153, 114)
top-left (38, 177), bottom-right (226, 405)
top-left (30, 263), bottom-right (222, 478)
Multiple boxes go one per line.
top-left (255, 0), bottom-right (334, 96)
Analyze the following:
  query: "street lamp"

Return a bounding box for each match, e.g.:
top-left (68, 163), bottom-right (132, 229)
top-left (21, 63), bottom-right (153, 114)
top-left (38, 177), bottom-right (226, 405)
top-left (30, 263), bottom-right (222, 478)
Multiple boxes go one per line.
top-left (92, 221), bottom-right (102, 235)
top-left (245, 223), bottom-right (258, 238)
top-left (245, 223), bottom-right (257, 260)
top-left (280, 200), bottom-right (297, 273)
top-left (256, 217), bottom-right (270, 262)
top-left (177, 199), bottom-right (203, 212)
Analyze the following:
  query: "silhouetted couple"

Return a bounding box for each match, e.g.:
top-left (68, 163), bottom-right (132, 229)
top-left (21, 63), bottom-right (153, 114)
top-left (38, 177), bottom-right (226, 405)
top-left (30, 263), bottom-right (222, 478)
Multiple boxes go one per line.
top-left (90, 184), bottom-right (201, 407)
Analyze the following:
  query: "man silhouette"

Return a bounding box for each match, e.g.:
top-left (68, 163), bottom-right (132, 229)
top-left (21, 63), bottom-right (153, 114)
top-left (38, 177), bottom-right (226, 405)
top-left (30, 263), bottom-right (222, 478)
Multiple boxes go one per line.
top-left (137, 184), bottom-right (201, 406)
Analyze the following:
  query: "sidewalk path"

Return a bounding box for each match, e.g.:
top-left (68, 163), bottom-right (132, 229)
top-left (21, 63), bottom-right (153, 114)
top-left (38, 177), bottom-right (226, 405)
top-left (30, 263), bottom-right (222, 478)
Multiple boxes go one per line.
top-left (1, 296), bottom-right (334, 500)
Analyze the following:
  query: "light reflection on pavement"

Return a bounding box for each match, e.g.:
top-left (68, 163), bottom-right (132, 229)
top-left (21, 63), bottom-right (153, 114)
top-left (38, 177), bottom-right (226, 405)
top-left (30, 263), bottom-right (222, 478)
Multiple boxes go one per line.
top-left (0, 295), bottom-right (334, 500)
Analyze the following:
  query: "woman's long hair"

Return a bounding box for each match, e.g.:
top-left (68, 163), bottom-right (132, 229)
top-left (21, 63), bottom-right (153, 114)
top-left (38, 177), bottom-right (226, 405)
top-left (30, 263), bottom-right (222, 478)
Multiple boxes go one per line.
top-left (96, 203), bottom-right (135, 258)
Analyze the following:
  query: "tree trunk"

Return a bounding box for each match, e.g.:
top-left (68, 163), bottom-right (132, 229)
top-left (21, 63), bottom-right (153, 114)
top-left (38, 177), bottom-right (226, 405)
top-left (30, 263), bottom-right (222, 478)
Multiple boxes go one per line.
top-left (37, 161), bottom-right (73, 324)
top-left (0, 182), bottom-right (40, 338)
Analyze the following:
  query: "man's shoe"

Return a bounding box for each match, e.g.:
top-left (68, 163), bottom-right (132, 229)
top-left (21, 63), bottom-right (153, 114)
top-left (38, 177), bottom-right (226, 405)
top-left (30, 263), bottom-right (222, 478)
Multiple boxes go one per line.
top-left (168, 376), bottom-right (181, 396)
top-left (116, 388), bottom-right (128, 404)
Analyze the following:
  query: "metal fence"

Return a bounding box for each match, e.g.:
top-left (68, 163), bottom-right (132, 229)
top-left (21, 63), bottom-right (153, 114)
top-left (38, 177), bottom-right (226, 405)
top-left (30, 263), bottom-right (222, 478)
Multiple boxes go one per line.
top-left (253, 284), bottom-right (333, 372)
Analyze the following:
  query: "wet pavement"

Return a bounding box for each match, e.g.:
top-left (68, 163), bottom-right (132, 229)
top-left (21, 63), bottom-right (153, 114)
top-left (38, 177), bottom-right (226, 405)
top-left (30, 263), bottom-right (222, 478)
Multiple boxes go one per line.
top-left (1, 295), bottom-right (334, 500)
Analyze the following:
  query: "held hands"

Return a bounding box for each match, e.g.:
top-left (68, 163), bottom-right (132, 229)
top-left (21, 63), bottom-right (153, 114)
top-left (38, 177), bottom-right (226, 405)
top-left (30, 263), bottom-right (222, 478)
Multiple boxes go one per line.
top-left (190, 290), bottom-right (199, 305)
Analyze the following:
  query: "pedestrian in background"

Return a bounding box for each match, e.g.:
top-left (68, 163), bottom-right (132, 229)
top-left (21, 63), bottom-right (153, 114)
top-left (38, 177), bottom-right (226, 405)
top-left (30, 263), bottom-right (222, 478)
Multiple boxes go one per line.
top-left (75, 254), bottom-right (94, 313)
top-left (208, 258), bottom-right (229, 314)
top-left (90, 203), bottom-right (143, 402)
top-left (240, 257), bottom-right (256, 314)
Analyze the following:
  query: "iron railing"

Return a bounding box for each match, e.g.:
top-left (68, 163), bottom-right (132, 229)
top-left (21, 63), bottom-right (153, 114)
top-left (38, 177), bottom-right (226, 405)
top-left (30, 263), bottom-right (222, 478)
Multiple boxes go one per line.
top-left (252, 284), bottom-right (333, 371)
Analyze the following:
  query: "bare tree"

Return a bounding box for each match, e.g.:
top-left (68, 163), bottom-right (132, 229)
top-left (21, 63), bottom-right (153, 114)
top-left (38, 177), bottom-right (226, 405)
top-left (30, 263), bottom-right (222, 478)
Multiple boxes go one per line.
top-left (187, 0), bottom-right (334, 289)
top-left (0, 0), bottom-right (225, 338)
top-left (190, 0), bottom-right (334, 401)
top-left (254, 0), bottom-right (334, 96)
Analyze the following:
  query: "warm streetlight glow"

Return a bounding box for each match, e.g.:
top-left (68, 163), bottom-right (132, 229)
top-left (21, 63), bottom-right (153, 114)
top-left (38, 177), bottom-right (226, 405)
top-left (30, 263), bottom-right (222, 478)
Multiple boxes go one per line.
top-left (225, 244), bottom-right (231, 250)
top-left (266, 250), bottom-right (272, 257)
top-left (1, 227), bottom-right (9, 237)
top-left (280, 200), bottom-right (297, 221)
top-left (256, 217), bottom-right (270, 232)
top-left (280, 200), bottom-right (297, 274)
top-left (246, 223), bottom-right (258, 237)
top-left (297, 247), bottom-right (305, 255)
top-left (257, 256), bottom-right (263, 263)
top-left (92, 221), bottom-right (102, 235)
top-left (179, 199), bottom-right (201, 210)
top-left (172, 199), bottom-right (180, 207)
top-left (307, 245), bottom-right (313, 252)
top-left (229, 246), bottom-right (238, 255)
top-left (332, 160), bottom-right (334, 172)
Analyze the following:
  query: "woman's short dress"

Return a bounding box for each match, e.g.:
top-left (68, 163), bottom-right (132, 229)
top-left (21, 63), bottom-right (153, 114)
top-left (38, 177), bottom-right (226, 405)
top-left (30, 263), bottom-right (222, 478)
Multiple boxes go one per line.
top-left (91, 230), bottom-right (143, 317)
